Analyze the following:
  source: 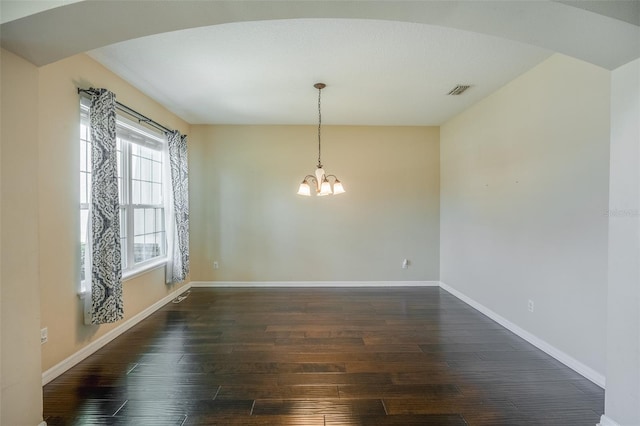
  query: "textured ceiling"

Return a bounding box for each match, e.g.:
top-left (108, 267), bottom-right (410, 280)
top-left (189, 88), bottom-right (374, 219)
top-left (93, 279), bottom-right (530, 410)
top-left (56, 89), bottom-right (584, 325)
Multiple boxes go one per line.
top-left (3, 1), bottom-right (637, 125)
top-left (89, 19), bottom-right (551, 125)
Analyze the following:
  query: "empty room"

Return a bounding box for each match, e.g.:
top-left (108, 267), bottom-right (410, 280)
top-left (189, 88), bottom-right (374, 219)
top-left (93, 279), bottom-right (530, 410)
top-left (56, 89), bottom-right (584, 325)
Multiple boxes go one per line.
top-left (1, 1), bottom-right (639, 425)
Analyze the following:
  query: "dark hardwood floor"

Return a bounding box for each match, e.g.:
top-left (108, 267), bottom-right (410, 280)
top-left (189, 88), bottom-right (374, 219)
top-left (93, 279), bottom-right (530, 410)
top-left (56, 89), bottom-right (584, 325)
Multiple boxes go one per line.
top-left (43, 287), bottom-right (604, 425)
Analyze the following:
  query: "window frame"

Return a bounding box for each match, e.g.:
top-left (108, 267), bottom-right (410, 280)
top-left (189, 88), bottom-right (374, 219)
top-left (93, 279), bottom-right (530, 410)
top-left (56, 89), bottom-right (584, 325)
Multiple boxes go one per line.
top-left (80, 99), bottom-right (168, 293)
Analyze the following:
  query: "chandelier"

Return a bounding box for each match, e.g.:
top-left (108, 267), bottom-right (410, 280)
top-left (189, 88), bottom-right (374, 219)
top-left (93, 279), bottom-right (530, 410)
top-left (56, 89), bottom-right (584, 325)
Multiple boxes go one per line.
top-left (297, 83), bottom-right (345, 196)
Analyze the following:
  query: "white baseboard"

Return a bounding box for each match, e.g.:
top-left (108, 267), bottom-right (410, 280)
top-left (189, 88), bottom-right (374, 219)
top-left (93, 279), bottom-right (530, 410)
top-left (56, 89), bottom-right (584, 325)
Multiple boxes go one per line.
top-left (598, 415), bottom-right (622, 426)
top-left (191, 280), bottom-right (440, 288)
top-left (439, 281), bottom-right (605, 388)
top-left (42, 284), bottom-right (192, 385)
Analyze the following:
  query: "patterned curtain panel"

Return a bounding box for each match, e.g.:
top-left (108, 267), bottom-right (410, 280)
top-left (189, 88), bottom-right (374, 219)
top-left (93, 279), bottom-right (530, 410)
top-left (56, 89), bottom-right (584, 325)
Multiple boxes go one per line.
top-left (166, 130), bottom-right (190, 283)
top-left (89, 89), bottom-right (123, 324)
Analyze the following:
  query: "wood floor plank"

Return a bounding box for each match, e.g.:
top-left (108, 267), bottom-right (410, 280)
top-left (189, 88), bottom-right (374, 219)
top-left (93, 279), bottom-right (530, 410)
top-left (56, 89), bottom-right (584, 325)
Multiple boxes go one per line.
top-left (184, 414), bottom-right (326, 425)
top-left (344, 360), bottom-right (449, 373)
top-left (252, 398), bottom-right (386, 416)
top-left (324, 414), bottom-right (468, 425)
top-left (215, 385), bottom-right (340, 400)
top-left (45, 415), bottom-right (187, 426)
top-left (43, 287), bottom-right (603, 425)
top-left (338, 383), bottom-right (461, 399)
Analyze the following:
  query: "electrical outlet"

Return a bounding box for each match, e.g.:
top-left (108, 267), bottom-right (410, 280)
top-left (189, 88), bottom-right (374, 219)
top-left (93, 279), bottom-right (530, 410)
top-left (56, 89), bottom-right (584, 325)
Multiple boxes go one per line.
top-left (402, 259), bottom-right (409, 269)
top-left (41, 327), bottom-right (48, 344)
top-left (528, 300), bottom-right (534, 313)
top-left (213, 261), bottom-right (219, 269)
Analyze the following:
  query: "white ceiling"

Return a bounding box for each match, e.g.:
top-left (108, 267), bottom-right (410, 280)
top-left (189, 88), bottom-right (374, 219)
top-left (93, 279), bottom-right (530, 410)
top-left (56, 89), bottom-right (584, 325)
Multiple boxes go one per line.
top-left (0, 0), bottom-right (84, 24)
top-left (89, 19), bottom-right (552, 126)
top-left (2, 1), bottom-right (638, 126)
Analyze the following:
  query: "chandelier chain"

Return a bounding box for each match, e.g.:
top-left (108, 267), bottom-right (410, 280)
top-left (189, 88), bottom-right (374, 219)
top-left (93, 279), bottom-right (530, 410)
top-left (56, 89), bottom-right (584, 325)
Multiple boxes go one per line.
top-left (317, 85), bottom-right (322, 168)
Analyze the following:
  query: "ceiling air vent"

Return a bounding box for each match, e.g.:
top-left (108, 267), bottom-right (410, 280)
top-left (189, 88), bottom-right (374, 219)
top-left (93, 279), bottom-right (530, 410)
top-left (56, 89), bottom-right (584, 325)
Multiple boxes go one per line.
top-left (447, 85), bottom-right (471, 96)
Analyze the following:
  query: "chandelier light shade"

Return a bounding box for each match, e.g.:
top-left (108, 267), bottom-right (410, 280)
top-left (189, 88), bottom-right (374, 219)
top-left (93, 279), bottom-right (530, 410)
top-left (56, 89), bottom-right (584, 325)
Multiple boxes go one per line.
top-left (297, 83), bottom-right (345, 197)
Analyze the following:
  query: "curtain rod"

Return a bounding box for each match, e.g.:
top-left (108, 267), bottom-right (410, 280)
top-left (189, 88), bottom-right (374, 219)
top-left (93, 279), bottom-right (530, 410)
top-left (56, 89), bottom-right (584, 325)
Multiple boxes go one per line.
top-left (77, 88), bottom-right (174, 134)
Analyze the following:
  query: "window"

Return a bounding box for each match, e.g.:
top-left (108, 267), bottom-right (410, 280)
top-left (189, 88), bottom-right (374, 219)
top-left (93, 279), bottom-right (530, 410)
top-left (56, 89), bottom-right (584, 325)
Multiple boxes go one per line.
top-left (80, 99), bottom-right (167, 290)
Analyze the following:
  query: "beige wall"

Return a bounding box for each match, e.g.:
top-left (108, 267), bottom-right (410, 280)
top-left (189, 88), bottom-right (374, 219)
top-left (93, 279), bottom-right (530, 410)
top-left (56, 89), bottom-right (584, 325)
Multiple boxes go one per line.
top-left (441, 54), bottom-right (610, 376)
top-left (38, 53), bottom-right (190, 372)
top-left (1, 48), bottom-right (44, 426)
top-left (190, 125), bottom-right (440, 282)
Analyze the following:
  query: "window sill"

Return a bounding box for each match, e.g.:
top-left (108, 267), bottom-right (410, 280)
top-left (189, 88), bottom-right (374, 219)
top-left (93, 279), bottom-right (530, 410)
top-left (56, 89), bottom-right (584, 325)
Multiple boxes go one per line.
top-left (122, 258), bottom-right (167, 282)
top-left (78, 258), bottom-right (167, 299)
